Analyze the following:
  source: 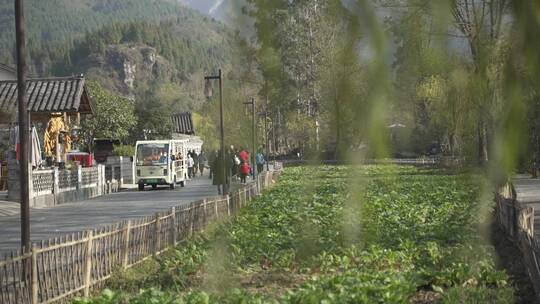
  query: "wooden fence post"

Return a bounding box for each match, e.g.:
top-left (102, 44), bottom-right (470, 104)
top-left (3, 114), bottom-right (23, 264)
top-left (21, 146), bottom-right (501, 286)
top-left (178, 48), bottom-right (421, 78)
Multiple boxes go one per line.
top-left (238, 191), bottom-right (241, 210)
top-left (214, 200), bottom-right (218, 218)
top-left (154, 213), bottom-right (161, 255)
top-left (122, 220), bottom-right (131, 268)
top-left (31, 245), bottom-right (38, 304)
top-left (257, 177), bottom-right (260, 195)
top-left (189, 206), bottom-right (194, 237)
top-left (203, 199), bottom-right (207, 225)
top-left (84, 230), bottom-right (94, 297)
top-left (227, 194), bottom-right (231, 216)
top-left (238, 190), bottom-right (242, 208)
top-left (171, 207), bottom-right (177, 245)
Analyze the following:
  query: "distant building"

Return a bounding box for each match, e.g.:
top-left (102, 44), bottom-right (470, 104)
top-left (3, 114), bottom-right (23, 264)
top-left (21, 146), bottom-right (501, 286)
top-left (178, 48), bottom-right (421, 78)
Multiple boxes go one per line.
top-left (0, 75), bottom-right (95, 200)
top-left (0, 75), bottom-right (94, 163)
top-left (171, 112), bottom-right (203, 150)
top-left (0, 64), bottom-right (16, 81)
top-left (0, 75), bottom-right (94, 124)
top-left (171, 112), bottom-right (195, 135)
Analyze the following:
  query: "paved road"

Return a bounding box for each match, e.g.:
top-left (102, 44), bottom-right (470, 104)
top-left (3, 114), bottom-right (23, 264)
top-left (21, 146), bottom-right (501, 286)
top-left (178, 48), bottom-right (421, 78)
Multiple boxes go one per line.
top-left (0, 174), bottom-right (220, 253)
top-left (0, 201), bottom-right (19, 217)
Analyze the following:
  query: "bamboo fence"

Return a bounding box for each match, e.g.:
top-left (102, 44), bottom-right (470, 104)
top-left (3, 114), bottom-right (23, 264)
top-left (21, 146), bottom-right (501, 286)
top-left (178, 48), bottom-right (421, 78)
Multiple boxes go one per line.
top-left (495, 186), bottom-right (540, 298)
top-left (0, 170), bottom-right (280, 304)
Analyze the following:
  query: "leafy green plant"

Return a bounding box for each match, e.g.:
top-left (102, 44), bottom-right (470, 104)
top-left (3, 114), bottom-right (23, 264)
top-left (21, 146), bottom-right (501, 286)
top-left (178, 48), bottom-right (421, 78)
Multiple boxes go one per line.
top-left (76, 165), bottom-right (515, 303)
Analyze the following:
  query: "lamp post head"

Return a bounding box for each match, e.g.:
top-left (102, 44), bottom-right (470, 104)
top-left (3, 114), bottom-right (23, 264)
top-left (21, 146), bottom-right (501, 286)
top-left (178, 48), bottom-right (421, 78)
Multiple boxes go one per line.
top-left (70, 125), bottom-right (81, 137)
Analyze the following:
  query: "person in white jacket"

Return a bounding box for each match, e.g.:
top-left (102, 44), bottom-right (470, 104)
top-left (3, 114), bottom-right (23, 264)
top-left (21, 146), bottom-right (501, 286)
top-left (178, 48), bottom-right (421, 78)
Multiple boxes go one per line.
top-left (187, 154), bottom-right (195, 178)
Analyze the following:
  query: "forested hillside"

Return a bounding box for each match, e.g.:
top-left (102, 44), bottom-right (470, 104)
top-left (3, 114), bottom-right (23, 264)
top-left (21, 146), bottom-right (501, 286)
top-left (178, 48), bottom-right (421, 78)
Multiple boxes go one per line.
top-left (71, 19), bottom-right (238, 139)
top-left (46, 20), bottom-right (234, 85)
top-left (0, 0), bottom-right (246, 145)
top-left (0, 0), bottom-right (215, 67)
top-left (40, 20), bottom-right (240, 143)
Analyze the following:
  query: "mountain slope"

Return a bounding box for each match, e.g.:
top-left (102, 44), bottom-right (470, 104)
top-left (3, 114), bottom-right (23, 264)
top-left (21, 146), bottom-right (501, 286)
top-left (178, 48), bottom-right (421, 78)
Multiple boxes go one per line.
top-left (50, 20), bottom-right (235, 94)
top-left (0, 0), bottom-right (239, 112)
top-left (0, 0), bottom-right (202, 64)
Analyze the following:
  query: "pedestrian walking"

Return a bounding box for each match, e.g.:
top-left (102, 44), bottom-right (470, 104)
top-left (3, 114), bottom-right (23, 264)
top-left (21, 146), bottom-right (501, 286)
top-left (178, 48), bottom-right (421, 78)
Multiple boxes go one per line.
top-left (212, 150), bottom-right (229, 195)
top-left (239, 161), bottom-right (250, 184)
top-left (198, 151), bottom-right (208, 176)
top-left (256, 151), bottom-right (265, 174)
top-left (239, 148), bottom-right (249, 163)
top-left (187, 154), bottom-right (195, 178)
top-left (232, 153), bottom-right (240, 180)
top-left (208, 150), bottom-right (217, 179)
top-left (193, 151), bottom-right (199, 176)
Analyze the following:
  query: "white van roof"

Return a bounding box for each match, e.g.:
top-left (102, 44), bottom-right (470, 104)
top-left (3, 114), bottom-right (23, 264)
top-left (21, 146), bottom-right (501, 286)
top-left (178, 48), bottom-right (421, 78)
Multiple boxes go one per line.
top-left (136, 139), bottom-right (189, 145)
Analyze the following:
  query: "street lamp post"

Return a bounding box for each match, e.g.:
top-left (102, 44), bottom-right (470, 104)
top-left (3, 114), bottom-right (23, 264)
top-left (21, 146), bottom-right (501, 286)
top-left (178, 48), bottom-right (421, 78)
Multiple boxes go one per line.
top-left (264, 96), bottom-right (270, 171)
top-left (243, 98), bottom-right (256, 179)
top-left (259, 99), bottom-right (271, 172)
top-left (204, 69), bottom-right (227, 195)
top-left (15, 0), bottom-right (31, 252)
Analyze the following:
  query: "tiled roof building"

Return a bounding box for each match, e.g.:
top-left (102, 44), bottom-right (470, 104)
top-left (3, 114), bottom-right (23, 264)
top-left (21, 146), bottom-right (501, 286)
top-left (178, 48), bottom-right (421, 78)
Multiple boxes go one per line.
top-left (171, 112), bottom-right (195, 135)
top-left (0, 76), bottom-right (93, 115)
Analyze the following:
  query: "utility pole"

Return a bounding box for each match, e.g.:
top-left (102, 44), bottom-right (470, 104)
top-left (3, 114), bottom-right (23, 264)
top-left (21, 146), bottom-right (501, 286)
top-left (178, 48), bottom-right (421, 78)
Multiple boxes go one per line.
top-left (15, 0), bottom-right (30, 252)
top-left (277, 106), bottom-right (281, 156)
top-left (273, 111), bottom-right (277, 162)
top-left (243, 98), bottom-right (256, 179)
top-left (265, 96), bottom-right (270, 171)
top-left (205, 69), bottom-right (227, 195)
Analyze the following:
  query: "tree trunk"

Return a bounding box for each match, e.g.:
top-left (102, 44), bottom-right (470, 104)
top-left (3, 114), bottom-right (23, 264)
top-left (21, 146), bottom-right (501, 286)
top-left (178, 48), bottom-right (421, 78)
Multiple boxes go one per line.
top-left (334, 77), bottom-right (340, 160)
top-left (478, 119), bottom-right (489, 165)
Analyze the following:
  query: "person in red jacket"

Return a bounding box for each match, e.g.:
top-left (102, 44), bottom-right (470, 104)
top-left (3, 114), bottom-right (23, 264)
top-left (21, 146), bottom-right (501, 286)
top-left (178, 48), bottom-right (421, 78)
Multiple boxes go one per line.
top-left (239, 149), bottom-right (249, 163)
top-left (239, 161), bottom-right (251, 184)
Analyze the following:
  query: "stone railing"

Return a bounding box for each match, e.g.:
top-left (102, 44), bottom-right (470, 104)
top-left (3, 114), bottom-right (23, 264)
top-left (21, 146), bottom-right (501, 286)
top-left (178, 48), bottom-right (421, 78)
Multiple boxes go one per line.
top-left (81, 167), bottom-right (99, 189)
top-left (26, 165), bottom-right (107, 208)
top-left (31, 170), bottom-right (54, 197)
top-left (58, 169), bottom-right (78, 192)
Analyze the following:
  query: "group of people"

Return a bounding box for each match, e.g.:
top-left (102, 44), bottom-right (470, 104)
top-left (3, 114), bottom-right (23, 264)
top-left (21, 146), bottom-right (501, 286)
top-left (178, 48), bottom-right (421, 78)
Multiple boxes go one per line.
top-left (186, 150), bottom-right (208, 178)
top-left (210, 146), bottom-right (266, 194)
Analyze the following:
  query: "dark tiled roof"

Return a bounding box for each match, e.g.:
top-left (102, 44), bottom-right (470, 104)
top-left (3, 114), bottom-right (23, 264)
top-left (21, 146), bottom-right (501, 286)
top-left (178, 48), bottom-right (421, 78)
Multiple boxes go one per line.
top-left (0, 76), bottom-right (93, 114)
top-left (172, 112), bottom-right (194, 135)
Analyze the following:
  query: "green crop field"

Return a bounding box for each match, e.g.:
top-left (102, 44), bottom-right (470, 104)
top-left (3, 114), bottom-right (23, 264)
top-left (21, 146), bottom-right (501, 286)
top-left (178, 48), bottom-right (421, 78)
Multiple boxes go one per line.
top-left (75, 165), bottom-right (513, 304)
